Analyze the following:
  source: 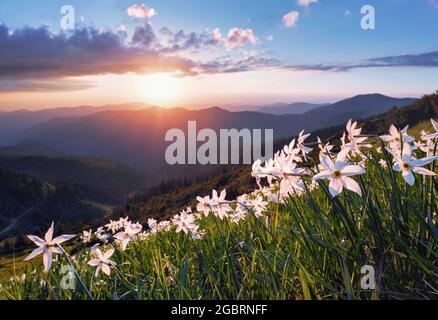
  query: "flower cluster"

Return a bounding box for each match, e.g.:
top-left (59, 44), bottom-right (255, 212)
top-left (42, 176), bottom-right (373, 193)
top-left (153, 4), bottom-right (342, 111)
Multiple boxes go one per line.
top-left (382, 121), bottom-right (438, 186)
top-left (21, 119), bottom-right (438, 279)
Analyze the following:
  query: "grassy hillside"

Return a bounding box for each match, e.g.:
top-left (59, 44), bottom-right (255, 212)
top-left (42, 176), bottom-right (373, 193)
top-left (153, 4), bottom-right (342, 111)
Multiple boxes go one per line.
top-left (1, 114), bottom-right (436, 299)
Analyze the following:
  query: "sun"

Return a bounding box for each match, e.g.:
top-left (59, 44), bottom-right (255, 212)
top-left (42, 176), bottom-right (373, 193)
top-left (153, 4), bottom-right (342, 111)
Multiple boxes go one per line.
top-left (141, 73), bottom-right (181, 106)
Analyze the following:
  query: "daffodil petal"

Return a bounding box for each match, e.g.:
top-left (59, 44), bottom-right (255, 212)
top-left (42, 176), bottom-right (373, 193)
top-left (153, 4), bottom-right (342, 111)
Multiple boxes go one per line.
top-left (24, 247), bottom-right (44, 261)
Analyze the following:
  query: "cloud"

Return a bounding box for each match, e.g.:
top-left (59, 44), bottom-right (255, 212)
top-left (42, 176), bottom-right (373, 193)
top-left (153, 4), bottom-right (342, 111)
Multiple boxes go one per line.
top-left (198, 56), bottom-right (282, 74)
top-left (283, 11), bottom-right (300, 27)
top-left (0, 79), bottom-right (95, 92)
top-left (283, 51), bottom-right (438, 72)
top-left (212, 28), bottom-right (258, 49)
top-left (160, 29), bottom-right (216, 52)
top-left (2, 22), bottom-right (437, 93)
top-left (156, 27), bottom-right (258, 52)
top-left (0, 23), bottom-right (262, 92)
top-left (266, 35), bottom-right (274, 41)
top-left (298, 0), bottom-right (318, 7)
top-left (0, 24), bottom-right (197, 92)
top-left (366, 51), bottom-right (438, 68)
top-left (117, 24), bottom-right (127, 33)
top-left (132, 23), bottom-right (158, 48)
top-left (127, 4), bottom-right (157, 18)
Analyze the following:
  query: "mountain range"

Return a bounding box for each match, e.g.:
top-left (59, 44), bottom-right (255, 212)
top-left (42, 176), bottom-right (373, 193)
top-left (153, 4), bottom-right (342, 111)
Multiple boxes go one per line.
top-left (0, 94), bottom-right (416, 174)
top-left (0, 103), bottom-right (153, 146)
top-left (257, 102), bottom-right (329, 115)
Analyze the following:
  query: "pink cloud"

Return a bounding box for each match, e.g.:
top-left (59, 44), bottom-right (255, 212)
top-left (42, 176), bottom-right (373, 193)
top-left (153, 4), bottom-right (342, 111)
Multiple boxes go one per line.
top-left (212, 28), bottom-right (258, 49)
top-left (283, 11), bottom-right (299, 27)
top-left (298, 0), bottom-right (318, 7)
top-left (127, 4), bottom-right (157, 18)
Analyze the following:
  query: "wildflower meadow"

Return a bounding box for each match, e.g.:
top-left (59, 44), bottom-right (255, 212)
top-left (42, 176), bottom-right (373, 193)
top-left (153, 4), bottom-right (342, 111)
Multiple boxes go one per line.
top-left (1, 119), bottom-right (437, 300)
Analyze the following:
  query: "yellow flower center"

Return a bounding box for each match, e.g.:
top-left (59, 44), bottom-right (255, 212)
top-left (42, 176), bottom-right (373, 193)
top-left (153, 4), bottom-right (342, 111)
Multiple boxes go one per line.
top-left (401, 162), bottom-right (411, 170)
top-left (332, 170), bottom-right (342, 179)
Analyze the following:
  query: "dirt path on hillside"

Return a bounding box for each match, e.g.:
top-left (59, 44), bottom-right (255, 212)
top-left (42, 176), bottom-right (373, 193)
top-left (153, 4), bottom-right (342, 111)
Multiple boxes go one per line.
top-left (0, 202), bottom-right (43, 236)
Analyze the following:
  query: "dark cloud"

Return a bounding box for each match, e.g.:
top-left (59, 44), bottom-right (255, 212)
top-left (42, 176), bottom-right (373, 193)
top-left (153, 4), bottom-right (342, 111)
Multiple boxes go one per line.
top-left (158, 28), bottom-right (217, 53)
top-left (287, 51), bottom-right (438, 72)
top-left (0, 23), bottom-right (230, 92)
top-left (199, 56), bottom-right (282, 74)
top-left (0, 79), bottom-right (95, 92)
top-left (0, 24), bottom-right (197, 91)
top-left (131, 23), bottom-right (158, 48)
top-left (366, 51), bottom-right (438, 68)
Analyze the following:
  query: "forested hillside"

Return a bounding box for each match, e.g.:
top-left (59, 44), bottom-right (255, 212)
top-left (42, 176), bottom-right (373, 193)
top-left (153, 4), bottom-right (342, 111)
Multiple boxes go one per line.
top-left (0, 155), bottom-right (148, 202)
top-left (0, 168), bottom-right (113, 241)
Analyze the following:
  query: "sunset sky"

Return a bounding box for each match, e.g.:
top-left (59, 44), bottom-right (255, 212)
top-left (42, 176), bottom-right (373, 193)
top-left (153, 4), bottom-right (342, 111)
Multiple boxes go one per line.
top-left (0, 0), bottom-right (438, 110)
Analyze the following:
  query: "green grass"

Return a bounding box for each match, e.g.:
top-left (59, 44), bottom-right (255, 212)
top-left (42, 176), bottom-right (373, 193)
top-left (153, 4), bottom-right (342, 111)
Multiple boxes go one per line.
top-left (409, 120), bottom-right (435, 137)
top-left (1, 134), bottom-right (437, 300)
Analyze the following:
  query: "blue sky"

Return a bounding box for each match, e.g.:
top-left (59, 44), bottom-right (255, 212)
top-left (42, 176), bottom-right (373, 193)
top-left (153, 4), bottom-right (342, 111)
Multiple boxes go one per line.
top-left (0, 0), bottom-right (437, 110)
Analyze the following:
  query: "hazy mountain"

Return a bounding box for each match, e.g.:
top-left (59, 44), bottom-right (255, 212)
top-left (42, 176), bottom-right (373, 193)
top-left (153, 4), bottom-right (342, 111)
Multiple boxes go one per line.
top-left (0, 139), bottom-right (64, 157)
top-left (15, 107), bottom-right (277, 172)
top-left (286, 94), bottom-right (417, 133)
top-left (0, 103), bottom-right (154, 146)
top-left (12, 107), bottom-right (295, 177)
top-left (5, 94), bottom-right (414, 178)
top-left (258, 102), bottom-right (329, 115)
top-left (307, 94), bottom-right (416, 118)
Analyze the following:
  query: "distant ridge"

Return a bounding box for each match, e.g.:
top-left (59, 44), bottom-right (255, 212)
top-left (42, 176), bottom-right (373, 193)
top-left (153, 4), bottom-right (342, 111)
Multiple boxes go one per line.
top-left (0, 103), bottom-right (155, 146)
top-left (258, 102), bottom-right (329, 115)
top-left (0, 93), bottom-right (414, 176)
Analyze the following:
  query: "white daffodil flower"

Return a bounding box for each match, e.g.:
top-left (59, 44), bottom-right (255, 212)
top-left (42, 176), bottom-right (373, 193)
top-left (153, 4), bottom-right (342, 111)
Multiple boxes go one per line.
top-left (172, 211), bottom-right (199, 235)
top-left (196, 195), bottom-right (212, 216)
top-left (297, 130), bottom-right (313, 160)
top-left (312, 148), bottom-right (365, 197)
top-left (392, 142), bottom-right (437, 186)
top-left (113, 222), bottom-right (142, 251)
top-left (81, 230), bottom-right (92, 243)
top-left (24, 222), bottom-right (75, 272)
top-left (424, 119), bottom-right (438, 140)
top-left (380, 124), bottom-right (415, 150)
top-left (88, 248), bottom-right (116, 277)
top-left (317, 137), bottom-right (334, 156)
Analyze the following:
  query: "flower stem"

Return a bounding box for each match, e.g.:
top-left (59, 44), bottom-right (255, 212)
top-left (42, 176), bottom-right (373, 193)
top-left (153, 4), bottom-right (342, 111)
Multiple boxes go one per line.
top-left (55, 244), bottom-right (94, 300)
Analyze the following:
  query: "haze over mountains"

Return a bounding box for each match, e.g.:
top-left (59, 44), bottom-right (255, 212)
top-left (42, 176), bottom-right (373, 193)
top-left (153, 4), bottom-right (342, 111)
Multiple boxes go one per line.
top-left (0, 103), bottom-right (153, 146)
top-left (0, 94), bottom-right (416, 176)
top-left (257, 102), bottom-right (329, 115)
